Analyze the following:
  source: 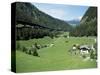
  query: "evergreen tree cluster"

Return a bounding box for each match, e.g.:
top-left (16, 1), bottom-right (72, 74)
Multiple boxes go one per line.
top-left (16, 26), bottom-right (62, 40)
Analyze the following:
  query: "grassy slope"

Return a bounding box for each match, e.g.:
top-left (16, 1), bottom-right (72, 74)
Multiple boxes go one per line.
top-left (16, 37), bottom-right (97, 73)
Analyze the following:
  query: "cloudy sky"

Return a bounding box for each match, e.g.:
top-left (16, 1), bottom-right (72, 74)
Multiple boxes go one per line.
top-left (32, 3), bottom-right (89, 21)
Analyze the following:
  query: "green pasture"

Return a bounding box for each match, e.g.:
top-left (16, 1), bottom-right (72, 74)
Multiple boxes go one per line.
top-left (16, 36), bottom-right (97, 73)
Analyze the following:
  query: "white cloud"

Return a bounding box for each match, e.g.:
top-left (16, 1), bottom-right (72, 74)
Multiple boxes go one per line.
top-left (39, 8), bottom-right (68, 20)
top-left (78, 16), bottom-right (82, 20)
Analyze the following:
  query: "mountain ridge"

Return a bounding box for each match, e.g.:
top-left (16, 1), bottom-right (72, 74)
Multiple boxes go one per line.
top-left (16, 2), bottom-right (72, 31)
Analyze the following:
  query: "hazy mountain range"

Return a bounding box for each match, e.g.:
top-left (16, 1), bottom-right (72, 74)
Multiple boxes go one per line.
top-left (67, 19), bottom-right (80, 26)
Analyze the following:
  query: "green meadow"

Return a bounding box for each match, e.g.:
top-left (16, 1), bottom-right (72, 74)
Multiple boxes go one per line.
top-left (16, 36), bottom-right (97, 73)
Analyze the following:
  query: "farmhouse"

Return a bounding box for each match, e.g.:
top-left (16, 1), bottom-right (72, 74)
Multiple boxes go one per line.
top-left (79, 45), bottom-right (91, 54)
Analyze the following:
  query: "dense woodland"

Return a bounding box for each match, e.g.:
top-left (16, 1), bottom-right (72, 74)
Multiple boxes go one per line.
top-left (15, 2), bottom-right (97, 40)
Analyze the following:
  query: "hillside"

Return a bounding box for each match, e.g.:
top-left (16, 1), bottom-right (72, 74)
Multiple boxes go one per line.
top-left (16, 2), bottom-right (71, 31)
top-left (80, 7), bottom-right (97, 24)
top-left (70, 7), bottom-right (97, 36)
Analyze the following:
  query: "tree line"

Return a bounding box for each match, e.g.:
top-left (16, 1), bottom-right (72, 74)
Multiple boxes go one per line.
top-left (16, 25), bottom-right (62, 40)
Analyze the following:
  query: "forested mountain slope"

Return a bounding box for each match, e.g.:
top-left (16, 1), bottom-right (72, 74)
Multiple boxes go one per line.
top-left (16, 2), bottom-right (71, 31)
top-left (70, 7), bottom-right (97, 36)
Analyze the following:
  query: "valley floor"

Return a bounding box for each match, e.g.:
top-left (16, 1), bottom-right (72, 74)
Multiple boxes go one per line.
top-left (16, 36), bottom-right (97, 73)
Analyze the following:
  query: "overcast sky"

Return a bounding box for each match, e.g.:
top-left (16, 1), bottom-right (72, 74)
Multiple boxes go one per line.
top-left (32, 3), bottom-right (89, 21)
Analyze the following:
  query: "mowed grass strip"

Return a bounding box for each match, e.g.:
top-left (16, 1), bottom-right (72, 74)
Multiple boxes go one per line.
top-left (16, 37), bottom-right (97, 73)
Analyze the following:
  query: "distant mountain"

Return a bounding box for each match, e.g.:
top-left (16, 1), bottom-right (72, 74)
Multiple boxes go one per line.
top-left (16, 2), bottom-right (72, 31)
top-left (67, 19), bottom-right (80, 26)
top-left (70, 7), bottom-right (97, 36)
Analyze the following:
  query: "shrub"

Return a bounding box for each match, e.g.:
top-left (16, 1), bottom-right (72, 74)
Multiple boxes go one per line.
top-left (90, 50), bottom-right (96, 59)
top-left (22, 46), bottom-right (27, 52)
top-left (34, 43), bottom-right (41, 49)
top-left (16, 41), bottom-right (21, 50)
top-left (32, 45), bottom-right (39, 57)
top-left (65, 40), bottom-right (68, 43)
top-left (63, 35), bottom-right (67, 38)
top-left (82, 55), bottom-right (86, 58)
top-left (28, 49), bottom-right (32, 55)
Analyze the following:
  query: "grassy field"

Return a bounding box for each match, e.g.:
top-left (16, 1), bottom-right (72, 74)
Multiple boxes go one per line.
top-left (16, 36), bottom-right (97, 73)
